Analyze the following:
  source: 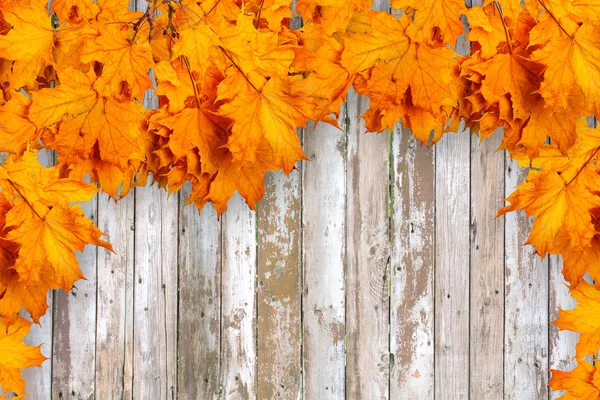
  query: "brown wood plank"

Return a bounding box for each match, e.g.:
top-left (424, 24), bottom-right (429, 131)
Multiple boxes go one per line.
top-left (256, 169), bottom-right (302, 399)
top-left (177, 184), bottom-right (221, 400)
top-left (302, 119), bottom-right (346, 399)
top-left (390, 125), bottom-right (435, 398)
top-left (345, 88), bottom-right (390, 398)
top-left (470, 132), bottom-right (505, 398)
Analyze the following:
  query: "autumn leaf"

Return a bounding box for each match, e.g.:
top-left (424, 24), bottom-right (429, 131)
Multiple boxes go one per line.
top-left (555, 280), bottom-right (600, 360)
top-left (0, 316), bottom-right (46, 399)
top-left (550, 358), bottom-right (600, 399)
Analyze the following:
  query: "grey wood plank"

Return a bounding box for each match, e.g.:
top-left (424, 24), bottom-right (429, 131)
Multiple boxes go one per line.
top-left (434, 128), bottom-right (471, 400)
top-left (220, 193), bottom-right (257, 398)
top-left (133, 183), bottom-right (179, 399)
top-left (20, 149), bottom-right (55, 400)
top-left (256, 169), bottom-right (302, 399)
top-left (345, 88), bottom-right (390, 399)
top-left (470, 132), bottom-right (505, 399)
top-left (51, 198), bottom-right (98, 400)
top-left (177, 184), bottom-right (221, 400)
top-left (504, 159), bottom-right (549, 400)
top-left (390, 125), bottom-right (435, 398)
top-left (302, 119), bottom-right (346, 400)
top-left (549, 255), bottom-right (578, 400)
top-left (95, 194), bottom-right (135, 399)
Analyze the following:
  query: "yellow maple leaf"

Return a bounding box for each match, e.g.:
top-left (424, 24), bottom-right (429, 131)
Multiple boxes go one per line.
top-left (550, 358), bottom-right (600, 399)
top-left (219, 77), bottom-right (313, 173)
top-left (555, 280), bottom-right (600, 359)
top-left (0, 316), bottom-right (47, 399)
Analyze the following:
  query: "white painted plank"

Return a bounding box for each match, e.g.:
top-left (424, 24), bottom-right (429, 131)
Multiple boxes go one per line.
top-left (302, 120), bottom-right (346, 399)
top-left (470, 132), bottom-right (505, 398)
top-left (95, 194), bottom-right (135, 398)
top-left (434, 129), bottom-right (471, 400)
top-left (177, 184), bottom-right (221, 400)
top-left (390, 125), bottom-right (435, 398)
top-left (133, 183), bottom-right (178, 399)
top-left (51, 198), bottom-right (98, 399)
top-left (220, 192), bottom-right (257, 398)
top-left (504, 159), bottom-right (549, 399)
top-left (345, 89), bottom-right (390, 398)
top-left (256, 169), bottom-right (302, 399)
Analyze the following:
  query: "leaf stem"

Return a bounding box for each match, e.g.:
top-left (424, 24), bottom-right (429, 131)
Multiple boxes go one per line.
top-left (7, 180), bottom-right (45, 220)
top-left (566, 145), bottom-right (600, 186)
top-left (493, 1), bottom-right (513, 55)
top-left (181, 55), bottom-right (201, 108)
top-left (219, 46), bottom-right (261, 92)
top-left (538, 0), bottom-right (574, 39)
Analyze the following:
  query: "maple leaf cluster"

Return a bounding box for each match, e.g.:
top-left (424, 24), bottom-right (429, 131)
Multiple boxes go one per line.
top-left (1, 0), bottom-right (600, 396)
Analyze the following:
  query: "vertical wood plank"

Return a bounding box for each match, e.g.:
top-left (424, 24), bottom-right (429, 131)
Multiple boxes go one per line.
top-left (345, 90), bottom-right (390, 398)
top-left (220, 192), bottom-right (257, 398)
top-left (133, 184), bottom-right (178, 399)
top-left (504, 159), bottom-right (549, 399)
top-left (470, 132), bottom-right (505, 398)
top-left (302, 120), bottom-right (346, 399)
top-left (51, 198), bottom-right (98, 399)
top-left (177, 184), bottom-right (221, 400)
top-left (20, 149), bottom-right (55, 400)
top-left (256, 170), bottom-right (302, 399)
top-left (390, 125), bottom-right (435, 398)
top-left (434, 128), bottom-right (471, 400)
top-left (95, 194), bottom-right (135, 398)
top-left (549, 255), bottom-right (578, 400)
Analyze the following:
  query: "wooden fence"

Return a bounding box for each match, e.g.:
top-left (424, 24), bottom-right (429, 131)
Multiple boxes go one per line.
top-left (14, 91), bottom-right (577, 400)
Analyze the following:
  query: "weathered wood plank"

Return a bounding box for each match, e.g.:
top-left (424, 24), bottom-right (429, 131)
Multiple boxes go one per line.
top-left (390, 125), bottom-right (435, 398)
top-left (20, 149), bottom-right (55, 400)
top-left (220, 193), bottom-right (257, 398)
top-left (256, 169), bottom-right (302, 399)
top-left (302, 120), bottom-right (346, 399)
top-left (133, 184), bottom-right (179, 399)
top-left (504, 159), bottom-right (549, 399)
top-left (470, 132), bottom-right (505, 398)
top-left (549, 255), bottom-right (578, 400)
top-left (345, 90), bottom-right (390, 398)
top-left (434, 129), bottom-right (471, 400)
top-left (51, 198), bottom-right (98, 399)
top-left (95, 194), bottom-right (135, 398)
top-left (177, 184), bottom-right (221, 400)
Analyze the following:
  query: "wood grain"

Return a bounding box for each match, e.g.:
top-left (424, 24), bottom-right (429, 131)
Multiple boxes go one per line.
top-left (177, 184), bottom-right (221, 400)
top-left (133, 183), bottom-right (179, 399)
top-left (470, 132), bottom-right (505, 398)
top-left (257, 169), bottom-right (302, 399)
top-left (345, 89), bottom-right (390, 399)
top-left (390, 125), bottom-right (435, 398)
top-left (504, 159), bottom-right (549, 400)
top-left (434, 129), bottom-right (471, 400)
top-left (302, 119), bottom-right (346, 400)
top-left (220, 193), bottom-right (257, 398)
top-left (52, 198), bottom-right (98, 400)
top-left (95, 194), bottom-right (135, 398)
